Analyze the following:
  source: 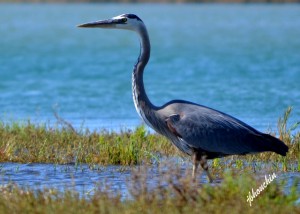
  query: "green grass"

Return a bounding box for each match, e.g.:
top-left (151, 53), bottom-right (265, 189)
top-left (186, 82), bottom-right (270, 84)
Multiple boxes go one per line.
top-left (0, 107), bottom-right (299, 213)
top-left (0, 166), bottom-right (299, 214)
top-left (0, 107), bottom-right (299, 170)
top-left (0, 122), bottom-right (178, 165)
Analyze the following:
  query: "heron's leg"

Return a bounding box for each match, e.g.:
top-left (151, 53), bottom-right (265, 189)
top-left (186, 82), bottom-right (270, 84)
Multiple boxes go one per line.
top-left (192, 152), bottom-right (200, 181)
top-left (200, 155), bottom-right (213, 183)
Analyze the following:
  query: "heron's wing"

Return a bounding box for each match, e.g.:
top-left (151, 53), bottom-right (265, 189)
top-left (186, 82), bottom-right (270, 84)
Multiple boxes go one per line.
top-left (166, 107), bottom-right (266, 155)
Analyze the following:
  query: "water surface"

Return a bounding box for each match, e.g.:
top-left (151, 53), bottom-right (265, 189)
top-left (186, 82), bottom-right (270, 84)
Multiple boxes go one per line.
top-left (0, 4), bottom-right (299, 132)
top-left (1, 162), bottom-right (299, 200)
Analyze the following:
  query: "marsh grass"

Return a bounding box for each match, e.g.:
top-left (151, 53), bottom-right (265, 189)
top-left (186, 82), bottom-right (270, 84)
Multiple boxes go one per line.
top-left (0, 122), bottom-right (178, 165)
top-left (0, 164), bottom-right (299, 214)
top-left (0, 108), bottom-right (299, 213)
top-left (0, 107), bottom-right (299, 170)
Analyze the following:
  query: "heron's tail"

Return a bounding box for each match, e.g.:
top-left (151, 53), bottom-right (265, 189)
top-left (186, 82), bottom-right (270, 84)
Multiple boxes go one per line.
top-left (261, 134), bottom-right (289, 156)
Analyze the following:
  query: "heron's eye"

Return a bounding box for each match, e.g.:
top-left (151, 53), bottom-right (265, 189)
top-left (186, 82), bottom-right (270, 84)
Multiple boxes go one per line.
top-left (170, 114), bottom-right (180, 123)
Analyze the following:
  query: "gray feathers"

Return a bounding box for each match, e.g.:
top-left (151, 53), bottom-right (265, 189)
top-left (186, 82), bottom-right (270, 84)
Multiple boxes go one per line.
top-left (163, 102), bottom-right (288, 158)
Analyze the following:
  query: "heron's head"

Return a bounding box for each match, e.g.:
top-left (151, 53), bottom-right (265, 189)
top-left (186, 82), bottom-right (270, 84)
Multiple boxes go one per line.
top-left (77, 14), bottom-right (144, 32)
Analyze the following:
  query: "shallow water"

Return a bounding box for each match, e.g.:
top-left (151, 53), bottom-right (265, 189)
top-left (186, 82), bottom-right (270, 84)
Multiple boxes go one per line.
top-left (0, 162), bottom-right (299, 200)
top-left (1, 4), bottom-right (300, 132)
top-left (0, 163), bottom-right (131, 197)
top-left (0, 161), bottom-right (189, 198)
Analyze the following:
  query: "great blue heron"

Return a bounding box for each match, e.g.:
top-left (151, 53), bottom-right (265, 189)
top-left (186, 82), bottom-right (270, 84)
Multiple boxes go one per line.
top-left (78, 14), bottom-right (289, 182)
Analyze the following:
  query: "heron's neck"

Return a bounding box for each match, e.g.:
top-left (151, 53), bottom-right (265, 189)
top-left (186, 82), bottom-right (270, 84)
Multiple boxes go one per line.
top-left (132, 26), bottom-right (156, 127)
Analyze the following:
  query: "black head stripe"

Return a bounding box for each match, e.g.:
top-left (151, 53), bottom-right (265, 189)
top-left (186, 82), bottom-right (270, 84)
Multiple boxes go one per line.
top-left (125, 14), bottom-right (143, 22)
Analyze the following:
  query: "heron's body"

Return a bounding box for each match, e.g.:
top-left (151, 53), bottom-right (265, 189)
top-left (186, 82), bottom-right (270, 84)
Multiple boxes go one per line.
top-left (78, 14), bottom-right (289, 182)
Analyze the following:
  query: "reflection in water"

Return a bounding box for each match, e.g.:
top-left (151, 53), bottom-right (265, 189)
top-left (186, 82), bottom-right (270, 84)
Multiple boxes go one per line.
top-left (0, 163), bottom-right (132, 198)
top-left (0, 159), bottom-right (197, 198)
top-left (0, 161), bottom-right (299, 200)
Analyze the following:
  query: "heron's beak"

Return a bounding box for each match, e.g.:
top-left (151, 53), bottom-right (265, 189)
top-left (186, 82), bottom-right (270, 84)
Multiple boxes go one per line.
top-left (77, 18), bottom-right (123, 28)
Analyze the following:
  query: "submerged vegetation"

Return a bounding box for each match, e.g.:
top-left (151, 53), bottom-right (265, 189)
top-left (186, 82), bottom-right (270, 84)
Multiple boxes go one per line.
top-left (0, 167), bottom-right (299, 213)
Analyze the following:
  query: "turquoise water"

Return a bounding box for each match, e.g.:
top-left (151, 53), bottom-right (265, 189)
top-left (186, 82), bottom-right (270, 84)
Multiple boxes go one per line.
top-left (1, 4), bottom-right (300, 132)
